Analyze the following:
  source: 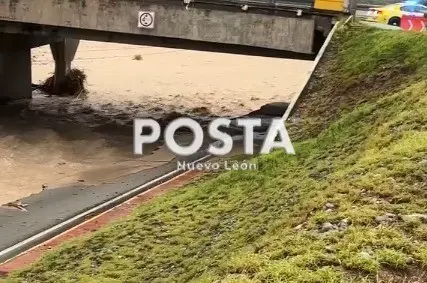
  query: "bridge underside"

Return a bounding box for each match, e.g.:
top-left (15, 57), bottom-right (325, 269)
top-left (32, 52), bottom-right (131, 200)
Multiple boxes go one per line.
top-left (0, 0), bottom-right (335, 101)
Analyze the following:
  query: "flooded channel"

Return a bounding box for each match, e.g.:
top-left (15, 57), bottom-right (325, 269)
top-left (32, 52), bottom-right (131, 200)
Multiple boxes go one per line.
top-left (0, 41), bottom-right (312, 205)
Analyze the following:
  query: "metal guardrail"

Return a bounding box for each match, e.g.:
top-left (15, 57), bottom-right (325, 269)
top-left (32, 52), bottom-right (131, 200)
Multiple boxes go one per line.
top-left (195, 0), bottom-right (381, 13)
top-left (357, 3), bottom-right (382, 8)
top-left (192, 0), bottom-right (315, 10)
top-left (191, 0), bottom-right (389, 14)
top-left (357, 4), bottom-right (383, 10)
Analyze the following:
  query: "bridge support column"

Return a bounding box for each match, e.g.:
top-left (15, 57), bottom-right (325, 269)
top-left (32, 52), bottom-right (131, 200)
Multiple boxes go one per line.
top-left (50, 38), bottom-right (79, 92)
top-left (0, 33), bottom-right (32, 103)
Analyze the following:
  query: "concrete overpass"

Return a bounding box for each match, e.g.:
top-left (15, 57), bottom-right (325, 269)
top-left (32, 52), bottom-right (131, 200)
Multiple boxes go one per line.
top-left (0, 0), bottom-right (343, 102)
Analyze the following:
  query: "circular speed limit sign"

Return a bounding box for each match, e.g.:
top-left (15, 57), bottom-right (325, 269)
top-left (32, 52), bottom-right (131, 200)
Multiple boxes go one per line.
top-left (138, 12), bottom-right (155, 29)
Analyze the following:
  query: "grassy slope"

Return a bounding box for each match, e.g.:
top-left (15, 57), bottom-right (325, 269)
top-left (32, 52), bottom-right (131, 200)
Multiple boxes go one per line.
top-left (4, 23), bottom-right (427, 283)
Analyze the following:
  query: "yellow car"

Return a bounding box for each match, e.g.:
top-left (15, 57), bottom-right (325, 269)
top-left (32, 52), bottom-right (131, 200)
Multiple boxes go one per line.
top-left (366, 2), bottom-right (427, 26)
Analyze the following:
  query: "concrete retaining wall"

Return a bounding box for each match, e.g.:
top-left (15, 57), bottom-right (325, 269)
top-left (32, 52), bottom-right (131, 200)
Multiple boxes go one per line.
top-left (0, 0), bottom-right (316, 53)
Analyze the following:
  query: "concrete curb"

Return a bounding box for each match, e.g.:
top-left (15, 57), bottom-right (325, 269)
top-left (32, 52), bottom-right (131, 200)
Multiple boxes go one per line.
top-left (0, 154), bottom-right (211, 263)
top-left (0, 170), bottom-right (204, 273)
top-left (282, 15), bottom-right (353, 121)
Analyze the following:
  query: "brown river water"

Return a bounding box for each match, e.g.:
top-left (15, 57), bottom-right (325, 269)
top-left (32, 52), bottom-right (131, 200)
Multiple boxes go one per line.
top-left (0, 41), bottom-right (312, 205)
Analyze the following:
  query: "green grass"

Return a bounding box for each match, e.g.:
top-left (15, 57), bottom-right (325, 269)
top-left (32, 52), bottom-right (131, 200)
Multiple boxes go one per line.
top-left (4, 23), bottom-right (427, 283)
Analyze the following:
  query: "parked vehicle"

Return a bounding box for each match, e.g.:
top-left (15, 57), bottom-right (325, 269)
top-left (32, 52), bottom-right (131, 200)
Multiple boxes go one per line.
top-left (365, 2), bottom-right (427, 26)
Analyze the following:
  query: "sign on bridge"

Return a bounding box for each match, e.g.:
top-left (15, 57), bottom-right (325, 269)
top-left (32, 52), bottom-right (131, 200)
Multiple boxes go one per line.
top-left (138, 11), bottom-right (155, 29)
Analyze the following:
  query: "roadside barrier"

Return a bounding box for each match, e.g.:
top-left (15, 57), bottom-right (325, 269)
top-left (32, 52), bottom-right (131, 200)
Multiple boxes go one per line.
top-left (401, 12), bottom-right (427, 32)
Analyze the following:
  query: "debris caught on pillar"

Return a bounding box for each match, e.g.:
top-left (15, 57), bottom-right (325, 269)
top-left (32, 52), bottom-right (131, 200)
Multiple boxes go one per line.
top-left (37, 68), bottom-right (88, 98)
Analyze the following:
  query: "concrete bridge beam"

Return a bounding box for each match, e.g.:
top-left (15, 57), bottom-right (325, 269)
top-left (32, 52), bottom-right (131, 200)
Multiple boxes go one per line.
top-left (49, 38), bottom-right (79, 92)
top-left (0, 0), bottom-right (318, 54)
top-left (0, 33), bottom-right (32, 103)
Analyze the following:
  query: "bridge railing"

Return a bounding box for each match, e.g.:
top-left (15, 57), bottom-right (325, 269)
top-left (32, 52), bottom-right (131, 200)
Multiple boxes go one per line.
top-left (356, 3), bottom-right (382, 9)
top-left (192, 0), bottom-right (313, 9)
top-left (190, 0), bottom-right (375, 13)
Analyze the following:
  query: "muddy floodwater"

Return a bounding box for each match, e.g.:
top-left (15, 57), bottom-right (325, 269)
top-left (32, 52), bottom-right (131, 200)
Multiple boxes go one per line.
top-left (0, 41), bottom-right (312, 205)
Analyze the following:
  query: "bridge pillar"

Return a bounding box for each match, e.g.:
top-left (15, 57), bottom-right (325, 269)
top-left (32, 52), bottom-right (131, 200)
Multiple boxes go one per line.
top-left (50, 38), bottom-right (79, 92)
top-left (0, 33), bottom-right (32, 103)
